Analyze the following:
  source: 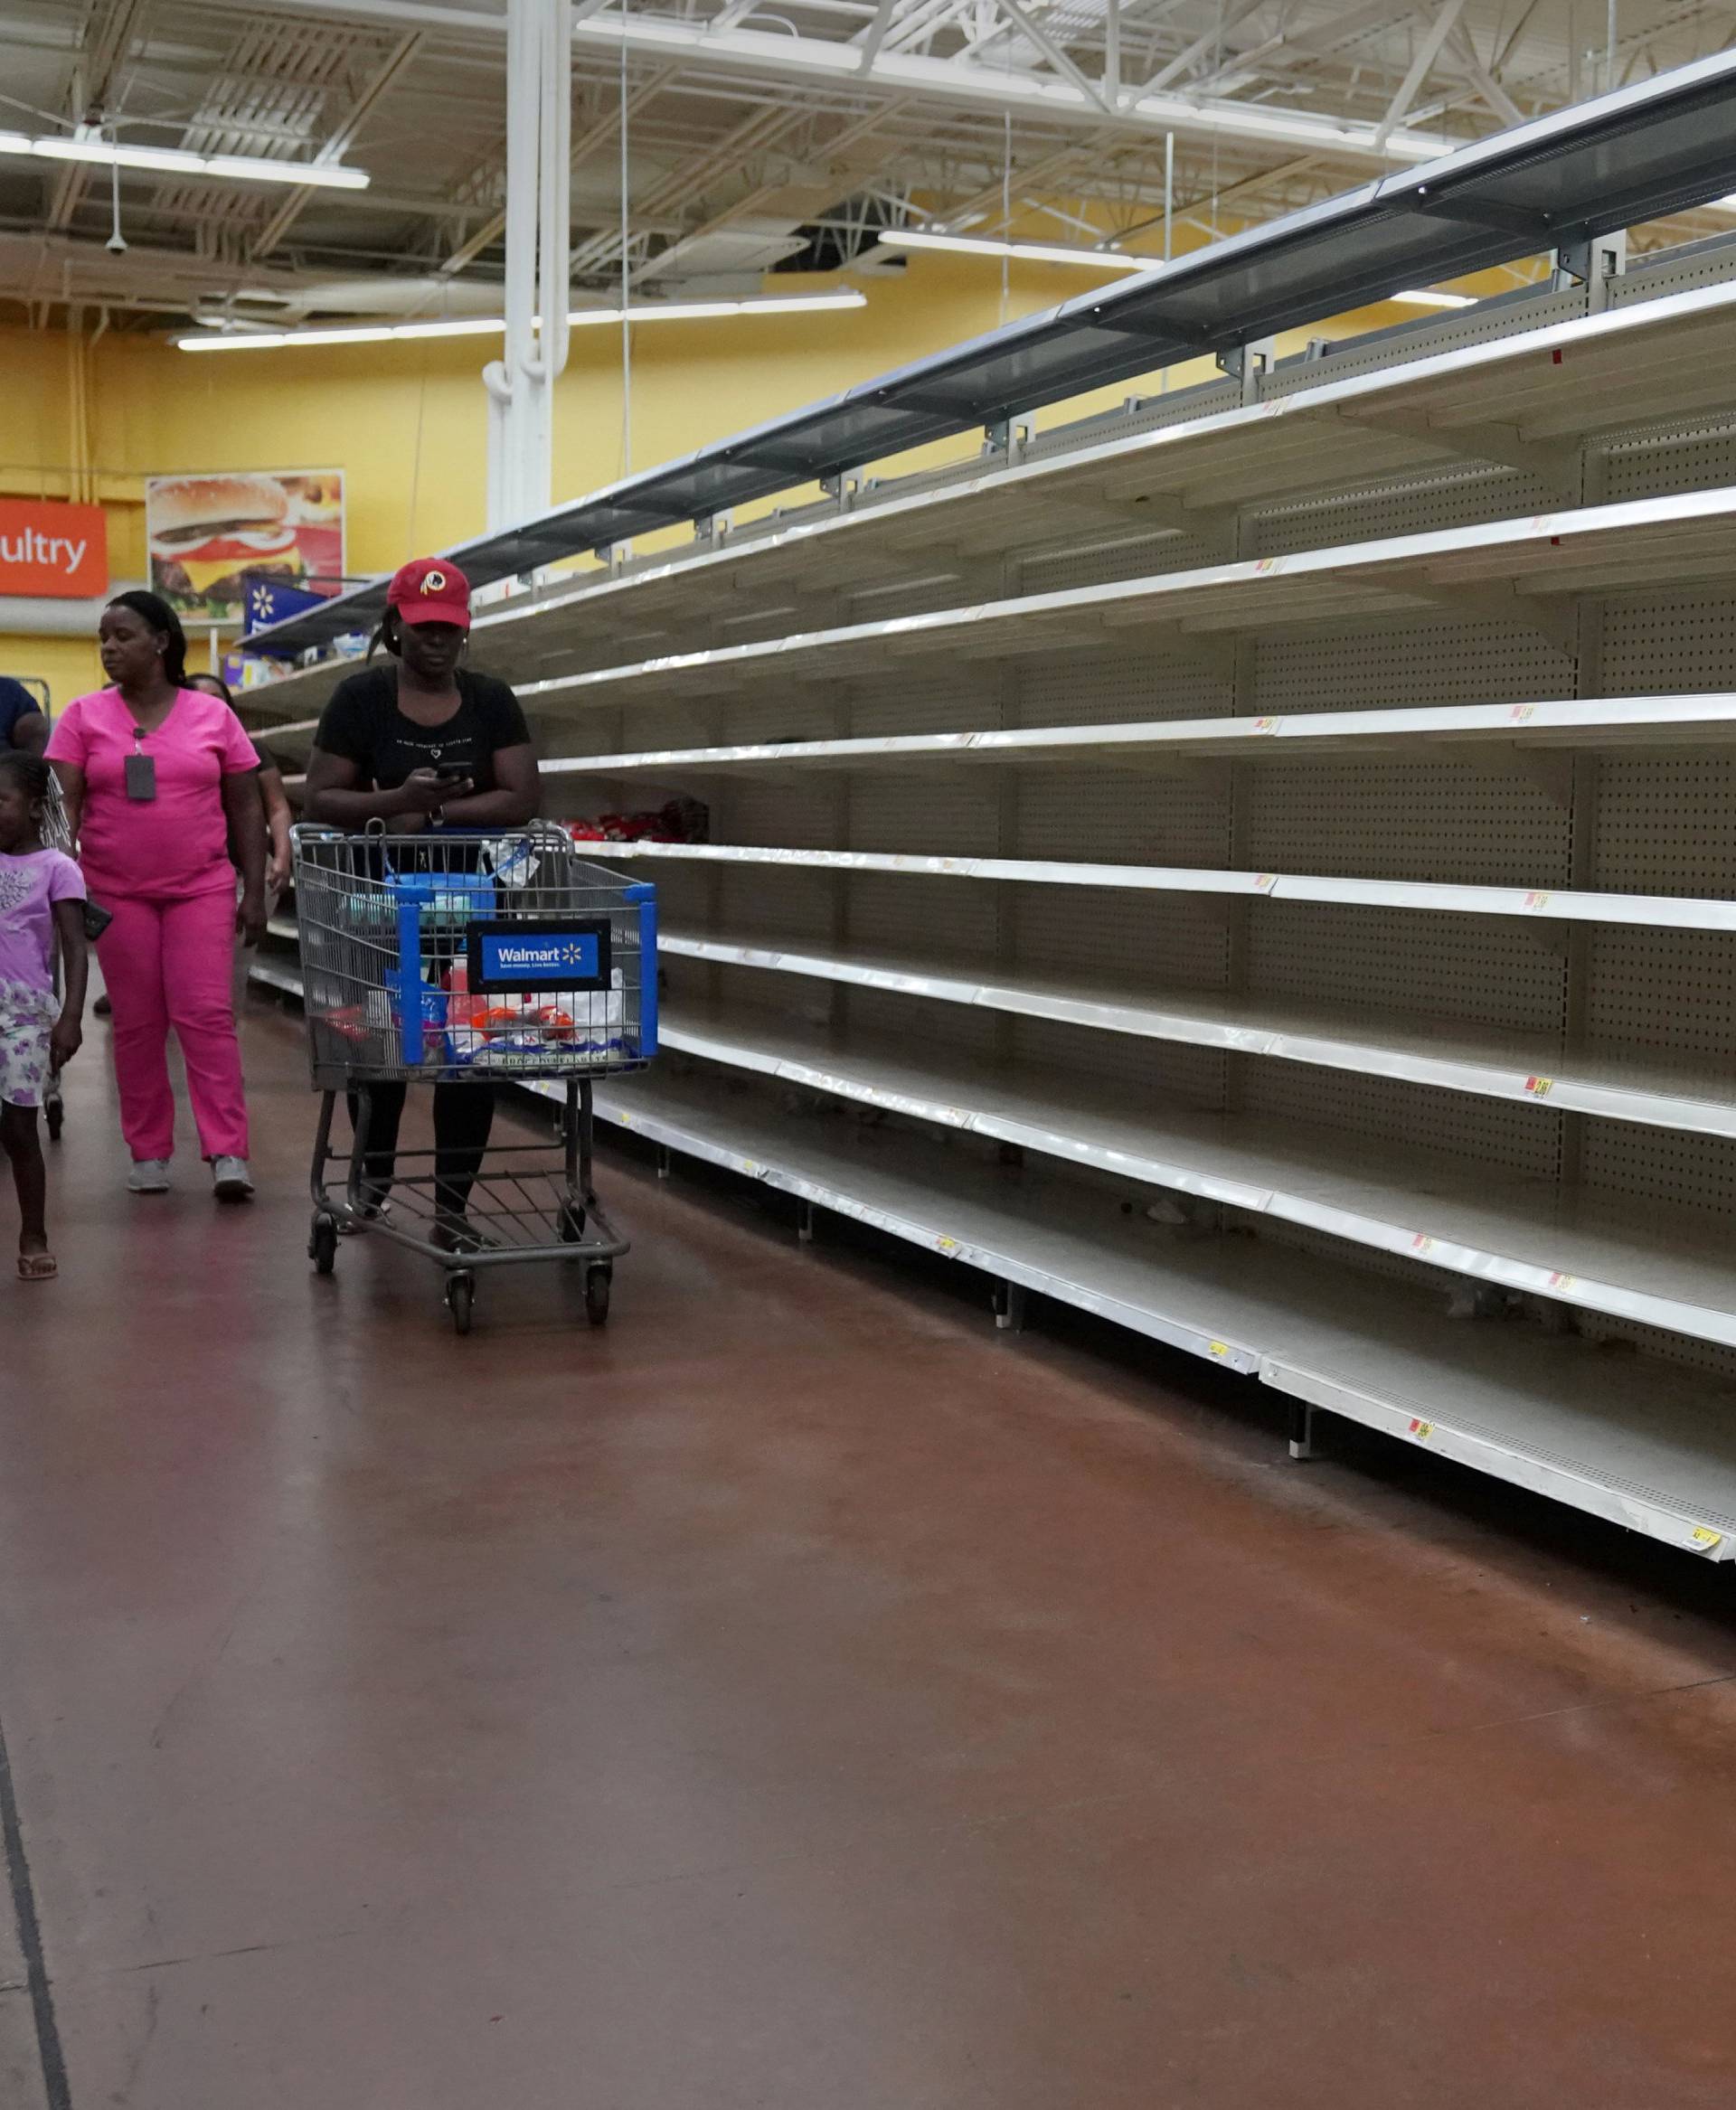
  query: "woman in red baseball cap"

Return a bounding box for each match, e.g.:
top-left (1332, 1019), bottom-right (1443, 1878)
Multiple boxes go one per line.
top-left (304, 557), bottom-right (542, 1238)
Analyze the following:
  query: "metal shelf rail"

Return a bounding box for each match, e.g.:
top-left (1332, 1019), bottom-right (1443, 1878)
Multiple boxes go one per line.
top-left (535, 694), bottom-right (1736, 783)
top-left (245, 50), bottom-right (1736, 666)
top-left (599, 839), bottom-right (1736, 935)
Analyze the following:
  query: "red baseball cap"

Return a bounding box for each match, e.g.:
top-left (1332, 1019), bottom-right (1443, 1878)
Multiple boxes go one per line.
top-left (387, 557), bottom-right (471, 630)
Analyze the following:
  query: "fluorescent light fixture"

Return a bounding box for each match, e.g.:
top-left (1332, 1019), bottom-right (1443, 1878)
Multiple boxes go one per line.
top-left (177, 289), bottom-right (865, 352)
top-left (1390, 288), bottom-right (1476, 307)
top-left (879, 229), bottom-right (1154, 274)
top-left (567, 290), bottom-right (868, 325)
top-left (0, 128), bottom-right (367, 189)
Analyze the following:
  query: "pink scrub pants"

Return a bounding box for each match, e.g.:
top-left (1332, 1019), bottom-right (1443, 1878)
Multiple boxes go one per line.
top-left (96, 890), bottom-right (249, 1163)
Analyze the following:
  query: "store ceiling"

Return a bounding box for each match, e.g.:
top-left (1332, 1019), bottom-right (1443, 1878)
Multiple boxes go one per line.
top-left (4, 0), bottom-right (1736, 332)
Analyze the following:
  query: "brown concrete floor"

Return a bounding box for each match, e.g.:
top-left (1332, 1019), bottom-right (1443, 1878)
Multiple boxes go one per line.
top-left (4, 1005), bottom-right (1736, 2109)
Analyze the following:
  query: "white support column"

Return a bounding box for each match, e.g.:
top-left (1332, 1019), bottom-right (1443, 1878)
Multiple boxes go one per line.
top-left (485, 0), bottom-right (572, 532)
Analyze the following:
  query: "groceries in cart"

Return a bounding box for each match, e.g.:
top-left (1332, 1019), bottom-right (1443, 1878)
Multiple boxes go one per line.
top-left (296, 825), bottom-right (656, 1086)
top-left (441, 956), bottom-right (628, 1069)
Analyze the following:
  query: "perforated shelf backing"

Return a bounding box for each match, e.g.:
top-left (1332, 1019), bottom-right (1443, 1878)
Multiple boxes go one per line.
top-left (1599, 589), bottom-right (1736, 694)
top-left (1260, 287), bottom-right (1590, 396)
top-left (1250, 616), bottom-right (1568, 716)
top-left (1248, 461), bottom-right (1559, 557)
top-left (1242, 760), bottom-right (1572, 890)
top-left (1249, 900), bottom-right (1568, 1036)
top-left (1600, 413), bottom-right (1736, 503)
top-left (1594, 755), bottom-right (1736, 897)
top-left (1237, 1056), bottom-right (1565, 1183)
top-left (1014, 770), bottom-right (1229, 868)
top-left (1012, 883), bottom-right (1231, 994)
top-left (1017, 524), bottom-right (1230, 597)
top-left (1584, 928), bottom-right (1736, 1062)
top-left (1014, 647), bottom-right (1232, 730)
top-left (1616, 235), bottom-right (1736, 306)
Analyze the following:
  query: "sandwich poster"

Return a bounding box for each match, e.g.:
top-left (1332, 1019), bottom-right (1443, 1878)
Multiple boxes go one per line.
top-left (145, 469), bottom-right (344, 623)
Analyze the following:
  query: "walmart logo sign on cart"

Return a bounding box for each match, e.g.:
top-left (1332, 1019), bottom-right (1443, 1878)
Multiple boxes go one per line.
top-left (471, 919), bottom-right (610, 991)
top-left (495, 939), bottom-right (594, 970)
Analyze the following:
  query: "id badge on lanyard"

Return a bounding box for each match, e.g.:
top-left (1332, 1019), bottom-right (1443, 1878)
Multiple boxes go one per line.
top-left (126, 730), bottom-right (156, 801)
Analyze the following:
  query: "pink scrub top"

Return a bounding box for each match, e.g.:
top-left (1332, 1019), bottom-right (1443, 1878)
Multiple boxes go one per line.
top-left (47, 686), bottom-right (259, 900)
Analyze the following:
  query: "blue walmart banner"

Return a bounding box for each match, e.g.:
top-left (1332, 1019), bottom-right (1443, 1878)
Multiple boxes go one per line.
top-left (243, 576), bottom-right (329, 650)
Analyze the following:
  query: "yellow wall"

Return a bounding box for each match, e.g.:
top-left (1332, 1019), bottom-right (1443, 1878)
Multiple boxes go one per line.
top-left (1, 250), bottom-right (1521, 708)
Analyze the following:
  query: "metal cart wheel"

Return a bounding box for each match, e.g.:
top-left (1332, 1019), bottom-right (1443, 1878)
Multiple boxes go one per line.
top-left (585, 1264), bottom-right (611, 1326)
top-left (44, 1098), bottom-right (62, 1143)
top-left (447, 1270), bottom-right (476, 1335)
top-left (308, 1212), bottom-right (338, 1276)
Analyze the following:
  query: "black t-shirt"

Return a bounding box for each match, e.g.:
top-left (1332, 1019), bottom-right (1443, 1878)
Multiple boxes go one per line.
top-left (314, 665), bottom-right (530, 792)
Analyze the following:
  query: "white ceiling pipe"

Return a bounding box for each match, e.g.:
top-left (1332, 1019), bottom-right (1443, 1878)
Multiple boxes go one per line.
top-left (522, 0), bottom-right (573, 405)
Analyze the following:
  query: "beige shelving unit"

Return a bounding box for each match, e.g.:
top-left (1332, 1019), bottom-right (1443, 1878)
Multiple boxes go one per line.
top-left (258, 234), bottom-right (1736, 1560)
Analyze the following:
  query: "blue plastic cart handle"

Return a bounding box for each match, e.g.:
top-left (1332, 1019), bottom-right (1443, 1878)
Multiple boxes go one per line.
top-left (635, 889), bottom-right (658, 1059)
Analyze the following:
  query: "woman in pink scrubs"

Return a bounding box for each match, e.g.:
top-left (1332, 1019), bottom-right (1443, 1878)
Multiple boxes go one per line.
top-left (48, 592), bottom-right (267, 1198)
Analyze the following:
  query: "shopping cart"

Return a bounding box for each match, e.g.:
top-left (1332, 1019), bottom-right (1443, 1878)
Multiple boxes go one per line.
top-left (292, 821), bottom-right (657, 1333)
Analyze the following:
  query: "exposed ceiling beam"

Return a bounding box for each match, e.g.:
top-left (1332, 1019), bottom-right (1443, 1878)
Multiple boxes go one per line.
top-left (855, 0), bottom-right (901, 72)
top-left (1140, 0), bottom-right (1273, 98)
top-left (1188, 0), bottom-right (1425, 98)
top-left (257, 0), bottom-right (1453, 163)
top-left (1376, 0), bottom-right (1467, 146)
top-left (1448, 20), bottom-right (1524, 126)
top-left (989, 0), bottom-right (1114, 115)
top-left (252, 31), bottom-right (425, 259)
top-left (442, 66), bottom-right (679, 274)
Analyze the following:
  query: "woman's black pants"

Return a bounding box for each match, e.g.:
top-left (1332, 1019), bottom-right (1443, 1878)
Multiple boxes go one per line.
top-left (347, 1080), bottom-right (495, 1216)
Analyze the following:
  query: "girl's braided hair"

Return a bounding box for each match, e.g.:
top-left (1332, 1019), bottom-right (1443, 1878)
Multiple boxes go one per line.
top-left (0, 749), bottom-right (52, 806)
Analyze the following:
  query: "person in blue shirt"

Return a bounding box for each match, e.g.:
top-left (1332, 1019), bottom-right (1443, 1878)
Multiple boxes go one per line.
top-left (0, 677), bottom-right (48, 757)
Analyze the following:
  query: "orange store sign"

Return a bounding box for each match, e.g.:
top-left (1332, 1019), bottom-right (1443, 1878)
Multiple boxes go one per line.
top-left (0, 500), bottom-right (108, 598)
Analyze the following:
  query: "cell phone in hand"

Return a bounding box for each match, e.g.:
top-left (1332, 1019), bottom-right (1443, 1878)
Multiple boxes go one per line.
top-left (435, 764), bottom-right (471, 784)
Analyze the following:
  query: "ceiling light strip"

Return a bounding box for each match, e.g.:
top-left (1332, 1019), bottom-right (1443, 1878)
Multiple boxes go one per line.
top-left (878, 230), bottom-right (1155, 272)
top-left (0, 129), bottom-right (368, 190)
top-left (177, 291), bottom-right (867, 352)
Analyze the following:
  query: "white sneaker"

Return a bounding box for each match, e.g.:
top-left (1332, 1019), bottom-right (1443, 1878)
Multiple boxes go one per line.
top-left (127, 1159), bottom-right (171, 1193)
top-left (211, 1155), bottom-right (255, 1201)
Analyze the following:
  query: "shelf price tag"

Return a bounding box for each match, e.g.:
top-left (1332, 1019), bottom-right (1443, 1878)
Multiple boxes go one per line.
top-left (1251, 872), bottom-right (1278, 892)
top-left (1524, 890), bottom-right (1552, 911)
top-left (935, 1235), bottom-right (960, 1255)
top-left (1207, 1340), bottom-right (1230, 1359)
top-left (1549, 1269), bottom-right (1577, 1292)
top-left (1525, 1075), bottom-right (1555, 1098)
top-left (1692, 1526), bottom-right (1723, 1550)
top-left (1507, 703), bottom-right (1537, 724)
top-left (1410, 1232), bottom-right (1436, 1256)
top-left (1409, 1418), bottom-right (1434, 1442)
top-left (1252, 717), bottom-right (1281, 735)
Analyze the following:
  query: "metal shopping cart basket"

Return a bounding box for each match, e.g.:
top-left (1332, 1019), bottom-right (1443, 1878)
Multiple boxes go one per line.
top-left (292, 821), bottom-right (657, 1334)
